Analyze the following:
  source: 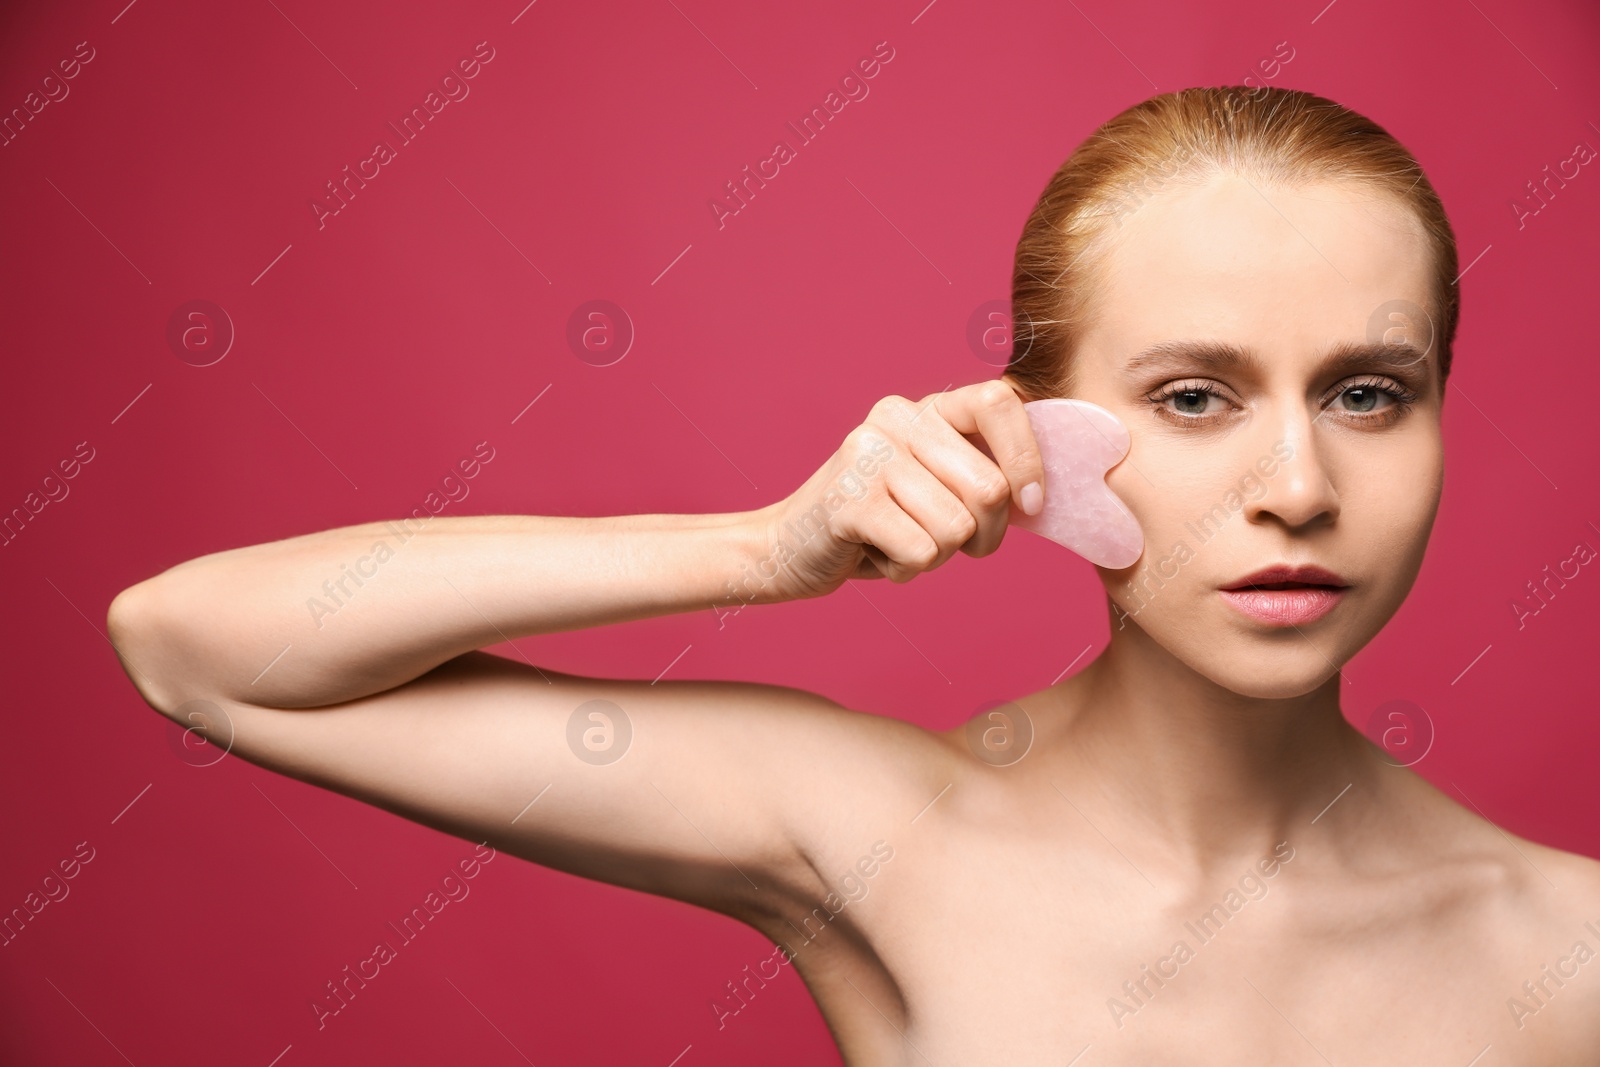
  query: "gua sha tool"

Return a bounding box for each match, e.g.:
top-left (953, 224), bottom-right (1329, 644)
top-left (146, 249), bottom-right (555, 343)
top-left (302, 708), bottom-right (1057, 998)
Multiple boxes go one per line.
top-left (976, 399), bottom-right (1144, 569)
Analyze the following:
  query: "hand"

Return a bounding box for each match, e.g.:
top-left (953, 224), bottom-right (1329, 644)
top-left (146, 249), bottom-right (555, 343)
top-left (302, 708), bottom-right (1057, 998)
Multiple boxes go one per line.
top-left (744, 380), bottom-right (1047, 603)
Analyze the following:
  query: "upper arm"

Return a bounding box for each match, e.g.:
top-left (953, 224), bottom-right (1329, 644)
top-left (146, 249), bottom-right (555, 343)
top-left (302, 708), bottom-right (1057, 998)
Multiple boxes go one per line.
top-left (126, 640), bottom-right (941, 926)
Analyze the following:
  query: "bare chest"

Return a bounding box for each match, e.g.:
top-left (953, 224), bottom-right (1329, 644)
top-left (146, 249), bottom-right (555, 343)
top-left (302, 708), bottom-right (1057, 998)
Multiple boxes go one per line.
top-left (769, 847), bottom-right (1595, 1066)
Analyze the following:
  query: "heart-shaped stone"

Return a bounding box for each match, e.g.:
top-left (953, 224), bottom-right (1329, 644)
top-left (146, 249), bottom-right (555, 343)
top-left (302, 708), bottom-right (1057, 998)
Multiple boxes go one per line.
top-left (976, 399), bottom-right (1143, 569)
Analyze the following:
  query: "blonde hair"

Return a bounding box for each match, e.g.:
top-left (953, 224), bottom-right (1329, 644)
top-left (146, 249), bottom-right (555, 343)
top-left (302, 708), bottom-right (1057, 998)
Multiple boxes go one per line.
top-left (1008, 86), bottom-right (1459, 399)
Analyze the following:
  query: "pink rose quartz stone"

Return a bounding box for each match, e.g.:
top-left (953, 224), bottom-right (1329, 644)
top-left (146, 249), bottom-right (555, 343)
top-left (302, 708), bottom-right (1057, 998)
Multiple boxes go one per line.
top-left (978, 399), bottom-right (1144, 569)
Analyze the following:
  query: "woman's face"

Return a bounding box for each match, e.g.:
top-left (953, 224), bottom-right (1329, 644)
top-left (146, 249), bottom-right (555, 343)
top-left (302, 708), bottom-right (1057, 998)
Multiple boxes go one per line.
top-left (1028, 173), bottom-right (1445, 699)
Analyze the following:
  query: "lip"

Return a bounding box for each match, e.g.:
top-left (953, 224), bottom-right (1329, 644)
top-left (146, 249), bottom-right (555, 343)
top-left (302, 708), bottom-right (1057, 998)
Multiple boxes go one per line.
top-left (1218, 563), bottom-right (1349, 627)
top-left (1220, 564), bottom-right (1349, 591)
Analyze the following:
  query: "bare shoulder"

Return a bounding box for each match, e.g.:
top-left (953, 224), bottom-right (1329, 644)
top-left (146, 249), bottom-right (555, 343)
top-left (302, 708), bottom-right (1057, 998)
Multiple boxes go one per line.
top-left (766, 688), bottom-right (968, 888)
top-left (1403, 771), bottom-right (1600, 1045)
top-left (1502, 830), bottom-right (1600, 951)
top-left (1491, 836), bottom-right (1600, 1048)
top-left (1522, 835), bottom-right (1600, 903)
top-left (1406, 770), bottom-right (1600, 918)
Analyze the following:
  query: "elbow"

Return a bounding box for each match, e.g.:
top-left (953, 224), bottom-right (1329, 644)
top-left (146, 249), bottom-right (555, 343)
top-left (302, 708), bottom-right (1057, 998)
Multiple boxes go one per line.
top-left (105, 581), bottom-right (149, 670)
top-left (106, 581), bottom-right (148, 643)
top-left (107, 578), bottom-right (185, 718)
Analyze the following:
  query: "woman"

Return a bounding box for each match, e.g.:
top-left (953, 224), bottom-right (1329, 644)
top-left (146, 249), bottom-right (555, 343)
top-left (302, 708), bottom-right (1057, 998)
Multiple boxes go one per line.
top-left (108, 86), bottom-right (1600, 1063)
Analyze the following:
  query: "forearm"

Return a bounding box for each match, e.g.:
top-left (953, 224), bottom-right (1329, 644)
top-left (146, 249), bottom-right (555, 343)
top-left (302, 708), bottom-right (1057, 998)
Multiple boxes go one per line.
top-left (110, 510), bottom-right (772, 712)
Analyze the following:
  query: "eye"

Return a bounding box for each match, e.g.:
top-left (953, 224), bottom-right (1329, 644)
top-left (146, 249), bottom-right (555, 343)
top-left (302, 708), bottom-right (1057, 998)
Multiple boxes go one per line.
top-left (1147, 379), bottom-right (1235, 426)
top-left (1323, 376), bottom-right (1420, 424)
top-left (1339, 383), bottom-right (1392, 412)
top-left (1170, 389), bottom-right (1217, 415)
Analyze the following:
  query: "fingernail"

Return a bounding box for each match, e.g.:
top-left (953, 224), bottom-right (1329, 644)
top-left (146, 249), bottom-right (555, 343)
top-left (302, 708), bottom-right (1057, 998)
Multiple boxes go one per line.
top-left (1021, 481), bottom-right (1044, 516)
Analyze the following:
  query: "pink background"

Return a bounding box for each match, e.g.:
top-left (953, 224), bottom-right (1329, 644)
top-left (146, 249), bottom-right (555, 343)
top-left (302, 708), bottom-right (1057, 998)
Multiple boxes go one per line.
top-left (3, 0), bottom-right (1598, 1062)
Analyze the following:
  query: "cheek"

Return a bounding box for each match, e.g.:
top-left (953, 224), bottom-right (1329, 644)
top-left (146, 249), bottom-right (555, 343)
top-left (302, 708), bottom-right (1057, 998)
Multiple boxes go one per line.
top-left (1341, 432), bottom-right (1444, 561)
top-left (1105, 441), bottom-right (1224, 558)
top-left (1098, 447), bottom-right (1225, 614)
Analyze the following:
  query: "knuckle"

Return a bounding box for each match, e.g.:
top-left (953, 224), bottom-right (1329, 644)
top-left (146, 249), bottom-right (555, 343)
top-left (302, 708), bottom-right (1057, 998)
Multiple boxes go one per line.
top-left (966, 524), bottom-right (1004, 559)
top-left (949, 508), bottom-right (979, 544)
top-left (975, 379), bottom-right (1015, 410)
top-left (963, 536), bottom-right (997, 559)
top-left (974, 472), bottom-right (1011, 508)
top-left (1015, 444), bottom-right (1045, 482)
top-left (869, 394), bottom-right (914, 423)
top-left (886, 558), bottom-right (918, 583)
top-left (845, 424), bottom-right (893, 460)
top-left (966, 537), bottom-right (998, 558)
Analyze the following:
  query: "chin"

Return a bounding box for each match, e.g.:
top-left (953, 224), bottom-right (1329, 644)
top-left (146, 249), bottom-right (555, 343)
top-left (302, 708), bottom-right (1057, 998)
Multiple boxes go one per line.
top-left (1117, 603), bottom-right (1363, 701)
top-left (1188, 644), bottom-right (1343, 700)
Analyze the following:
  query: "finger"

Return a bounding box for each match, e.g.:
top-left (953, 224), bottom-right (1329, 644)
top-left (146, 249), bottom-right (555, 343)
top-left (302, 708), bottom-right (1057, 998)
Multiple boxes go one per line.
top-left (856, 545), bottom-right (893, 580)
top-left (897, 413), bottom-right (1011, 558)
top-left (880, 456), bottom-right (981, 572)
top-left (835, 494), bottom-right (938, 583)
top-left (933, 381), bottom-right (1046, 516)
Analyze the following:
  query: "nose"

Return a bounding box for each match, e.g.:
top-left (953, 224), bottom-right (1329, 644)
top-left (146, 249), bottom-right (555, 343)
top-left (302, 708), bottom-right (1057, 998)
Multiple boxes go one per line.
top-left (1245, 405), bottom-right (1340, 531)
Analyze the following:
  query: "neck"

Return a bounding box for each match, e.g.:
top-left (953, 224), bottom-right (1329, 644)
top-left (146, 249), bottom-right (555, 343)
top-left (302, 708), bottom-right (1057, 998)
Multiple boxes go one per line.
top-left (1047, 598), bottom-right (1375, 877)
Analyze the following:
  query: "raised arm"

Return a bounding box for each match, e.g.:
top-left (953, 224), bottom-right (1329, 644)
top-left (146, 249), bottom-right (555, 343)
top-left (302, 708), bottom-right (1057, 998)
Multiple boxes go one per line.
top-left (109, 510), bottom-right (775, 714)
top-left (105, 381), bottom-right (1046, 925)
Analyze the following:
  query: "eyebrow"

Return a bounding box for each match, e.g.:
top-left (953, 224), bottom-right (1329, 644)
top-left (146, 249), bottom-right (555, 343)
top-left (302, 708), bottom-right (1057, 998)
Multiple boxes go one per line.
top-left (1123, 339), bottom-right (1432, 379)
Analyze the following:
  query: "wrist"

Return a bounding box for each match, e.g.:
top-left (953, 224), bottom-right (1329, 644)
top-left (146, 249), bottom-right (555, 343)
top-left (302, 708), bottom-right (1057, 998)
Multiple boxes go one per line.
top-left (718, 504), bottom-right (793, 608)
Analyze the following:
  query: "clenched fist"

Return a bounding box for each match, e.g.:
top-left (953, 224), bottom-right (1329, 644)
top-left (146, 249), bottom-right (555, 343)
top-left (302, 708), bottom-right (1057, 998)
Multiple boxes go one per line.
top-left (736, 380), bottom-right (1048, 605)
